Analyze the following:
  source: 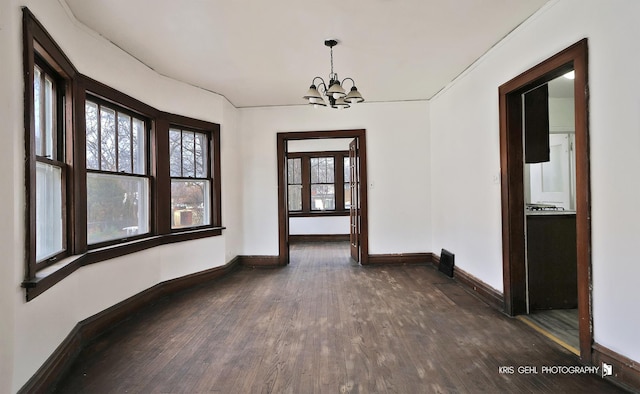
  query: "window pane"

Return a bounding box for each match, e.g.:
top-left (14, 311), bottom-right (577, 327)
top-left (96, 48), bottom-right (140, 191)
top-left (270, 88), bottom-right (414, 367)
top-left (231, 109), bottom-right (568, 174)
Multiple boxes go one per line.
top-left (36, 162), bottom-right (64, 261)
top-left (287, 158), bottom-right (301, 184)
top-left (132, 118), bottom-right (145, 175)
top-left (311, 157), bottom-right (334, 183)
top-left (87, 173), bottom-right (150, 244)
top-left (100, 107), bottom-right (117, 171)
top-left (86, 101), bottom-right (100, 170)
top-left (311, 184), bottom-right (335, 211)
top-left (34, 66), bottom-right (43, 156)
top-left (117, 113), bottom-right (131, 173)
top-left (182, 131), bottom-right (195, 177)
top-left (195, 132), bottom-right (207, 178)
top-left (344, 183), bottom-right (351, 209)
top-left (34, 67), bottom-right (57, 159)
top-left (171, 179), bottom-right (211, 229)
top-left (310, 157), bottom-right (319, 183)
top-left (288, 185), bottom-right (302, 211)
top-left (169, 128), bottom-right (182, 177)
top-left (344, 157), bottom-right (350, 183)
top-left (44, 75), bottom-right (55, 159)
top-left (325, 157), bottom-right (335, 183)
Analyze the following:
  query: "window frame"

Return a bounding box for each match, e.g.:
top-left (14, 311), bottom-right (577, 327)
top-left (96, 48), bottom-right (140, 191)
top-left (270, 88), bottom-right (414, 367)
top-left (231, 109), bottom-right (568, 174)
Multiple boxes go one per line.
top-left (23, 9), bottom-right (77, 275)
top-left (22, 9), bottom-right (224, 301)
top-left (287, 151), bottom-right (349, 217)
top-left (286, 157), bottom-right (303, 212)
top-left (168, 124), bottom-right (217, 231)
top-left (84, 93), bottom-right (153, 248)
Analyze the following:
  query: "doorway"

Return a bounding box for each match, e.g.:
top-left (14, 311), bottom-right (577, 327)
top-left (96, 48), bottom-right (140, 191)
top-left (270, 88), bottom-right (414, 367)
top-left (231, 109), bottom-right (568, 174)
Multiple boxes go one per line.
top-left (277, 130), bottom-right (368, 266)
top-left (499, 39), bottom-right (592, 361)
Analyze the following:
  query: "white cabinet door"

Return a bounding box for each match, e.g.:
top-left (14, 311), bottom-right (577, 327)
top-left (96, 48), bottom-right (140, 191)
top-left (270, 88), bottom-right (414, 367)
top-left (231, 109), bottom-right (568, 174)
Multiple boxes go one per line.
top-left (528, 134), bottom-right (573, 209)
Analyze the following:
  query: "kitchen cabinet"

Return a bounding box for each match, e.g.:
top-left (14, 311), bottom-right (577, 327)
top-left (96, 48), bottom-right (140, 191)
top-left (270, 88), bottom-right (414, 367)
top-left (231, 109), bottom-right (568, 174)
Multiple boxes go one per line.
top-left (526, 212), bottom-right (577, 310)
top-left (524, 84), bottom-right (550, 163)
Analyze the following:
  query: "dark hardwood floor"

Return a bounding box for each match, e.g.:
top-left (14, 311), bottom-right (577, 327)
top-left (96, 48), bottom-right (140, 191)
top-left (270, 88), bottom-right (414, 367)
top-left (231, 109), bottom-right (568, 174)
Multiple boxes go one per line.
top-left (54, 242), bottom-right (623, 393)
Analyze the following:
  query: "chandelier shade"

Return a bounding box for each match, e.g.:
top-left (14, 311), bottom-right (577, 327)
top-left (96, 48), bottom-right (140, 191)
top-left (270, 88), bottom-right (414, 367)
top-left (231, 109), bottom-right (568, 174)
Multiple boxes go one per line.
top-left (344, 86), bottom-right (364, 103)
top-left (303, 39), bottom-right (364, 109)
top-left (303, 85), bottom-right (323, 100)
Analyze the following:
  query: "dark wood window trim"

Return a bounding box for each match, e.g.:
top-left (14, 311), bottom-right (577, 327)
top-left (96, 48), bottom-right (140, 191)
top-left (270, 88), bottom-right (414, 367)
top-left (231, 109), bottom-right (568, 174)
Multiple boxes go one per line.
top-left (84, 93), bottom-right (153, 248)
top-left (22, 8), bottom-right (224, 301)
top-left (23, 7), bottom-right (77, 276)
top-left (166, 120), bottom-right (220, 232)
top-left (286, 151), bottom-right (349, 217)
top-left (163, 113), bottom-right (222, 232)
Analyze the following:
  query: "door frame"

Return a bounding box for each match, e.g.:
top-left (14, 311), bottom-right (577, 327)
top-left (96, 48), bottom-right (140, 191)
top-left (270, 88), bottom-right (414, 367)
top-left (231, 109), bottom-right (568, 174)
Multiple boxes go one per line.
top-left (499, 39), bottom-right (592, 361)
top-left (277, 129), bottom-right (369, 266)
top-left (349, 138), bottom-right (360, 262)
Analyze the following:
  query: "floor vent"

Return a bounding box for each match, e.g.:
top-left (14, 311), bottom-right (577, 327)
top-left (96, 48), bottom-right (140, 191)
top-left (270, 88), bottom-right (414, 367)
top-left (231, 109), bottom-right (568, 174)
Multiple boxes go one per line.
top-left (439, 249), bottom-right (455, 278)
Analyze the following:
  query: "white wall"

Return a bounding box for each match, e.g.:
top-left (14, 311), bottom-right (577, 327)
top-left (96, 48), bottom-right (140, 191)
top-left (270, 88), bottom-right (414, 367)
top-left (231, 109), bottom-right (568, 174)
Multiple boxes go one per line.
top-left (240, 101), bottom-right (431, 256)
top-left (430, 0), bottom-right (640, 364)
top-left (0, 1), bottom-right (21, 390)
top-left (0, 1), bottom-right (242, 392)
top-left (289, 217), bottom-right (349, 235)
top-left (549, 97), bottom-right (575, 133)
top-left (288, 138), bottom-right (352, 153)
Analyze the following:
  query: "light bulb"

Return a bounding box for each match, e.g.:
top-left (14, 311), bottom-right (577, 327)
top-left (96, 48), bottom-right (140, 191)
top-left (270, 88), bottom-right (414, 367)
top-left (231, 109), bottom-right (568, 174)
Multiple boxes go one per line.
top-left (333, 93), bottom-right (340, 99)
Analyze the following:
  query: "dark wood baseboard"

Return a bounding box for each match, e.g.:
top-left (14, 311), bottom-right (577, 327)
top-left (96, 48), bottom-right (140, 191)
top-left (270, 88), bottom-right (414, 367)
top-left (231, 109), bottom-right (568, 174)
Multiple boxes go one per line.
top-left (432, 254), bottom-right (504, 311)
top-left (238, 255), bottom-right (282, 267)
top-left (289, 234), bottom-right (350, 243)
top-left (18, 257), bottom-right (241, 394)
top-left (592, 343), bottom-right (640, 392)
top-left (367, 253), bottom-right (434, 265)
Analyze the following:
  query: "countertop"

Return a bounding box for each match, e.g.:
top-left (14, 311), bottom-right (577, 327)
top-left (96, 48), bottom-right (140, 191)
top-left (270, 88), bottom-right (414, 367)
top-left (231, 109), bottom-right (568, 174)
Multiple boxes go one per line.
top-left (526, 210), bottom-right (576, 216)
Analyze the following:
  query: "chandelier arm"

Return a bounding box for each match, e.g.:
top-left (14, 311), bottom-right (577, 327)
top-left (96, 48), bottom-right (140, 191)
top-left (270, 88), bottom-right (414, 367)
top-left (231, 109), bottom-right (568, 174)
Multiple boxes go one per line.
top-left (312, 76), bottom-right (326, 87)
top-left (317, 82), bottom-right (328, 95)
top-left (341, 77), bottom-right (356, 89)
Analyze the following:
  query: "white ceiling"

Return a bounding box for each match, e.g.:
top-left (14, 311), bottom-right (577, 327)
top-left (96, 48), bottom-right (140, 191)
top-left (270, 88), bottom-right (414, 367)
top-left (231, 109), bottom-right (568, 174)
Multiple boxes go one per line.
top-left (63, 0), bottom-right (550, 108)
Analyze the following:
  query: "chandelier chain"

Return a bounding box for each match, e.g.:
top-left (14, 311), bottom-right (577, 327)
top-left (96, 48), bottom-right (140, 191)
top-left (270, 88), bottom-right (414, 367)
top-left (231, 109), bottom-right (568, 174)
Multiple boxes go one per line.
top-left (330, 46), bottom-right (334, 77)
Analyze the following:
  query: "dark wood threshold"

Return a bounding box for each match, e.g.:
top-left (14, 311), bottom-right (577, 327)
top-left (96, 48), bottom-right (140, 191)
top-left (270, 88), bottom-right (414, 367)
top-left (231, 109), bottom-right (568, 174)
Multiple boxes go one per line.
top-left (593, 343), bottom-right (640, 392)
top-left (367, 253), bottom-right (434, 265)
top-left (289, 234), bottom-right (350, 243)
top-left (238, 255), bottom-right (282, 268)
top-left (18, 257), bottom-right (240, 394)
top-left (432, 254), bottom-right (504, 311)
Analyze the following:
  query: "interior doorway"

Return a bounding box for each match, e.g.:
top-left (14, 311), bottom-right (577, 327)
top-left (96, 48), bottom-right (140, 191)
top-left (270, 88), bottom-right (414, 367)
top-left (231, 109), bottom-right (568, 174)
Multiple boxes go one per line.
top-left (498, 39), bottom-right (592, 361)
top-left (277, 130), bottom-right (368, 266)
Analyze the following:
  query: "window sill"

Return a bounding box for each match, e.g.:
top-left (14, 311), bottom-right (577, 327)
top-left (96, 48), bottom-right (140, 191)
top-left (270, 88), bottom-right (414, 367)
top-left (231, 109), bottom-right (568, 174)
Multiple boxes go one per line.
top-left (288, 210), bottom-right (349, 217)
top-left (22, 227), bottom-right (225, 301)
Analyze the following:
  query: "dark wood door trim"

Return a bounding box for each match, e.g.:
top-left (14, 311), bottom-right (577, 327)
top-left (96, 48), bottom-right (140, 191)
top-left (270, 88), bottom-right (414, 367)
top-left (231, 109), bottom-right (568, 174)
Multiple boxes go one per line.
top-left (349, 138), bottom-right (359, 261)
top-left (498, 39), bottom-right (592, 361)
top-left (277, 130), bottom-right (368, 266)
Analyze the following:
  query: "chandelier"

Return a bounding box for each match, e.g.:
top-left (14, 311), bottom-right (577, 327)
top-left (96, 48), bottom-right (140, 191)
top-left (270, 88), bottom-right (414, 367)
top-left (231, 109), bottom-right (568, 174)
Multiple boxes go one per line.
top-left (303, 39), bottom-right (365, 109)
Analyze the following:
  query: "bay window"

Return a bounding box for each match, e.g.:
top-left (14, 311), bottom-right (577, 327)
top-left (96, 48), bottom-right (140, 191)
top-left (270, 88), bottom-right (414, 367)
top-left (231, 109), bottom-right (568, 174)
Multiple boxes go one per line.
top-left (22, 9), bottom-right (223, 300)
